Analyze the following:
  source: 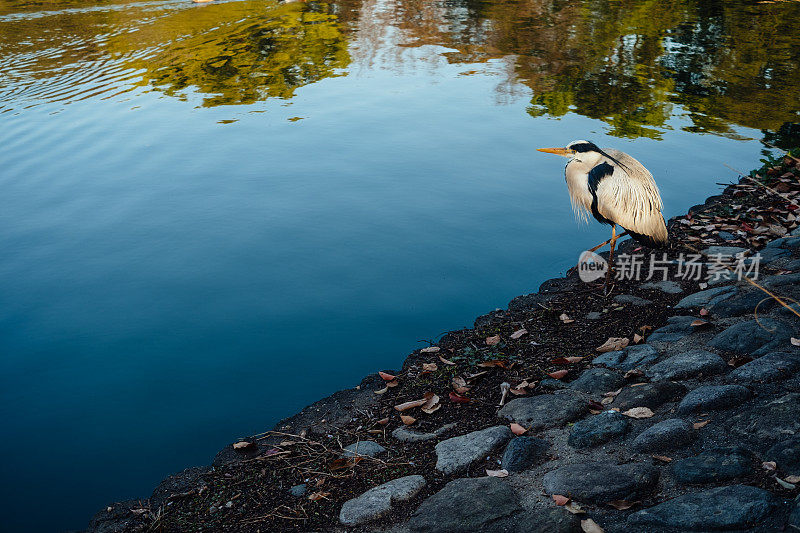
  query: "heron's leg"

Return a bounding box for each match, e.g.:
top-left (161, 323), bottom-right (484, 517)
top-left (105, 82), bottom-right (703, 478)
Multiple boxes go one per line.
top-left (605, 225), bottom-right (617, 284)
top-left (588, 230), bottom-right (629, 253)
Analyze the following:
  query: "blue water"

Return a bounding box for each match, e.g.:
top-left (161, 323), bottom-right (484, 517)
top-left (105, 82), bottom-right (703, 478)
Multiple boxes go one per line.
top-left (1, 0), bottom-right (798, 530)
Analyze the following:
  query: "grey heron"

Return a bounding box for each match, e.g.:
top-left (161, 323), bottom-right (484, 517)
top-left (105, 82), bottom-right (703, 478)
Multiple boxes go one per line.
top-left (538, 140), bottom-right (668, 280)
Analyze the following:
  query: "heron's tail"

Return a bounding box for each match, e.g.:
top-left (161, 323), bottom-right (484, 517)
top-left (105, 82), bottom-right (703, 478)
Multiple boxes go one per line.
top-left (626, 216), bottom-right (668, 249)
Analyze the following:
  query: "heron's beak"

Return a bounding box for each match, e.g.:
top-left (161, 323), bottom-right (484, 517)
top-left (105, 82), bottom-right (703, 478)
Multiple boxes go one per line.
top-left (537, 147), bottom-right (574, 157)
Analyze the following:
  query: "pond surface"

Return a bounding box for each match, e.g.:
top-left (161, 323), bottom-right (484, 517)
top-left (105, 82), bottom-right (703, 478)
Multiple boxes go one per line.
top-left (1, 0), bottom-right (799, 530)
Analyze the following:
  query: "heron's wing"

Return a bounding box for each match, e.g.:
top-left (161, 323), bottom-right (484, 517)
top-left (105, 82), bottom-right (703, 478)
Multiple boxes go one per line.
top-left (593, 150), bottom-right (668, 247)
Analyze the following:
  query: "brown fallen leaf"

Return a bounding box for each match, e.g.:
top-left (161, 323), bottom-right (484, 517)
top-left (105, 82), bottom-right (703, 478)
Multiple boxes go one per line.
top-left (785, 475), bottom-right (800, 484)
top-left (632, 333), bottom-right (644, 344)
top-left (693, 419), bottom-right (710, 429)
top-left (624, 369), bottom-right (644, 379)
top-left (691, 319), bottom-right (710, 327)
top-left (601, 396), bottom-right (614, 405)
top-left (607, 500), bottom-right (638, 510)
top-left (233, 441), bottom-right (255, 450)
top-left (307, 491), bottom-right (330, 501)
top-left (564, 502), bottom-right (585, 514)
top-left (559, 313), bottom-right (575, 324)
top-left (486, 335), bottom-right (501, 346)
top-left (478, 360), bottom-right (512, 369)
top-left (510, 423), bottom-right (528, 435)
top-left (548, 369), bottom-right (568, 380)
top-left (394, 398), bottom-right (428, 412)
top-left (377, 417), bottom-right (389, 425)
top-left (400, 415), bottom-right (416, 425)
top-left (762, 461), bottom-right (777, 471)
top-left (486, 469), bottom-right (509, 478)
top-left (379, 371), bottom-right (396, 381)
top-left (699, 308), bottom-right (709, 316)
top-left (421, 392), bottom-right (441, 414)
top-left (551, 356), bottom-right (585, 365)
top-left (581, 518), bottom-right (605, 533)
top-left (449, 392), bottom-right (471, 403)
top-left (329, 457), bottom-right (361, 470)
top-left (386, 379), bottom-right (399, 388)
top-left (422, 362), bottom-right (438, 372)
top-left (439, 355), bottom-right (456, 366)
top-left (596, 337), bottom-right (629, 353)
top-left (652, 455), bottom-right (672, 462)
top-left (604, 388), bottom-right (622, 398)
top-left (420, 346), bottom-right (440, 353)
top-left (552, 494), bottom-right (570, 506)
top-left (508, 328), bottom-right (527, 341)
top-left (792, 337), bottom-right (800, 347)
top-left (452, 376), bottom-right (470, 394)
top-left (622, 407), bottom-right (654, 419)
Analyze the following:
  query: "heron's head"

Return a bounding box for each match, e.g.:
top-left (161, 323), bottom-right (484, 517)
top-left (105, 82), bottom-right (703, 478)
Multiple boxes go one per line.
top-left (537, 140), bottom-right (602, 160)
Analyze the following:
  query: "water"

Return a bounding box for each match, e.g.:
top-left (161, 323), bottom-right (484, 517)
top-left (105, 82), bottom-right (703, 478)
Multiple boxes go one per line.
top-left (1, 0), bottom-right (799, 530)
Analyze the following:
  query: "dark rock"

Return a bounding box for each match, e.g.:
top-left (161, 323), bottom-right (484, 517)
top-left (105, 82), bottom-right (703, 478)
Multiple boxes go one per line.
top-left (646, 350), bottom-right (726, 381)
top-left (613, 381), bottom-right (686, 411)
top-left (542, 462), bottom-right (658, 503)
top-left (339, 475), bottom-right (426, 526)
top-left (86, 499), bottom-right (153, 533)
top-left (592, 350), bottom-right (625, 367)
top-left (501, 436), bottom-right (550, 472)
top-left (709, 288), bottom-right (776, 317)
top-left (150, 466), bottom-right (209, 508)
top-left (568, 411), bottom-right (629, 448)
top-left (675, 285), bottom-right (737, 309)
top-left (671, 447), bottom-right (752, 484)
top-left (632, 419), bottom-right (695, 452)
top-left (718, 230), bottom-right (736, 241)
top-left (489, 508), bottom-right (582, 533)
top-left (539, 378), bottom-right (568, 390)
top-left (499, 391), bottom-right (588, 431)
top-left (567, 368), bottom-right (625, 394)
top-left (646, 317), bottom-right (697, 343)
top-left (508, 292), bottom-right (555, 313)
top-left (596, 345), bottom-right (660, 370)
top-left (435, 426), bottom-right (512, 474)
top-left (677, 384), bottom-right (751, 414)
top-left (790, 496), bottom-right (800, 531)
top-left (641, 280), bottom-right (683, 294)
top-left (730, 352), bottom-right (800, 383)
top-left (708, 318), bottom-right (794, 356)
top-left (765, 436), bottom-right (800, 476)
top-left (342, 440), bottom-right (387, 458)
top-left (407, 477), bottom-right (521, 533)
top-left (758, 246), bottom-right (791, 264)
top-left (702, 245), bottom-right (748, 256)
top-left (627, 485), bottom-right (776, 530)
top-left (727, 393), bottom-right (800, 448)
top-left (289, 484), bottom-right (307, 497)
top-left (614, 294), bottom-right (653, 306)
top-left (786, 258), bottom-right (800, 271)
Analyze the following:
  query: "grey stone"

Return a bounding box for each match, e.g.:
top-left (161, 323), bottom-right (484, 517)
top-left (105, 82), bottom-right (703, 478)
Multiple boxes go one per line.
top-left (766, 436), bottom-right (800, 475)
top-left (567, 368), bottom-right (625, 394)
top-left (762, 272), bottom-right (800, 289)
top-left (490, 508), bottom-right (582, 533)
top-left (614, 294), bottom-right (653, 306)
top-left (718, 230), bottom-right (736, 241)
top-left (392, 423), bottom-right (456, 443)
top-left (646, 350), bottom-right (726, 381)
top-left (613, 381), bottom-right (687, 411)
top-left (342, 440), bottom-right (386, 458)
top-left (708, 288), bottom-right (776, 317)
top-left (766, 235), bottom-right (800, 249)
top-left (675, 285), bottom-right (737, 309)
top-left (619, 344), bottom-right (660, 369)
top-left (499, 391), bottom-right (588, 431)
top-left (627, 485), bottom-right (776, 530)
top-left (730, 352), bottom-right (800, 383)
top-left (727, 393), bottom-right (800, 447)
top-left (646, 319), bottom-right (696, 343)
top-left (791, 496), bottom-right (800, 531)
top-left (641, 280), bottom-right (683, 294)
top-left (671, 447), bottom-right (752, 484)
top-left (339, 475), bottom-right (426, 526)
top-left (568, 410), bottom-right (629, 448)
top-left (592, 350), bottom-right (625, 367)
top-left (677, 384), bottom-right (751, 414)
top-left (786, 258), bottom-right (800, 271)
top-left (708, 318), bottom-right (794, 356)
top-left (435, 426), bottom-right (512, 475)
top-left (586, 311), bottom-right (602, 320)
top-left (289, 484), bottom-right (307, 497)
top-left (539, 378), bottom-right (568, 390)
top-left (702, 245), bottom-right (748, 257)
top-left (501, 436), bottom-right (550, 472)
top-left (632, 419), bottom-right (695, 452)
top-left (407, 477), bottom-right (521, 533)
top-left (758, 246), bottom-right (792, 264)
top-left (542, 462), bottom-right (658, 503)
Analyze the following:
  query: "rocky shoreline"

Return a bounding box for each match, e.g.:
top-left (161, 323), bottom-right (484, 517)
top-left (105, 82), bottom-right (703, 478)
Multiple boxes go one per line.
top-left (86, 151), bottom-right (800, 533)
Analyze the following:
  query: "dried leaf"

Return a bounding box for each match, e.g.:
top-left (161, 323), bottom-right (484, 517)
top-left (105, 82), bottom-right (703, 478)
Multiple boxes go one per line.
top-left (596, 337), bottom-right (629, 353)
top-left (623, 369), bottom-right (644, 379)
top-left (452, 376), bottom-right (470, 394)
top-left (604, 388), bottom-right (622, 398)
top-left (547, 369), bottom-right (568, 380)
top-left (792, 337), bottom-right (800, 347)
top-left (329, 457), bottom-right (361, 470)
top-left (652, 455), bottom-right (672, 463)
top-left (510, 423), bottom-right (528, 435)
top-left (377, 417), bottom-right (389, 425)
top-left (233, 441), bottom-right (255, 450)
top-left (551, 356), bottom-right (584, 365)
top-left (601, 396), bottom-right (614, 405)
top-left (379, 371), bottom-right (397, 381)
top-left (486, 469), bottom-right (509, 478)
top-left (559, 313), bottom-right (575, 324)
top-left (510, 328), bottom-right (528, 339)
top-left (422, 362), bottom-right (438, 372)
top-left (693, 419), bottom-right (710, 429)
top-left (691, 319), bottom-right (710, 327)
top-left (394, 398), bottom-right (428, 412)
top-left (785, 475), bottom-right (800, 483)
top-left (552, 494), bottom-right (570, 506)
top-left (420, 346), bottom-right (440, 353)
top-left (478, 360), bottom-right (511, 369)
top-left (374, 386), bottom-right (389, 395)
top-left (762, 461), bottom-right (777, 471)
top-left (622, 407), bottom-right (654, 419)
top-left (632, 333), bottom-right (643, 344)
top-left (421, 392), bottom-right (441, 414)
top-left (581, 518), bottom-right (605, 533)
top-left (307, 491), bottom-right (330, 501)
top-left (449, 392), bottom-right (471, 404)
top-left (400, 415), bottom-right (416, 425)
top-left (699, 308), bottom-right (709, 316)
top-left (386, 379), bottom-right (399, 388)
top-left (607, 500), bottom-right (638, 510)
top-left (485, 335), bottom-right (501, 346)
top-left (564, 502), bottom-right (585, 514)
top-left (439, 355), bottom-right (456, 366)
